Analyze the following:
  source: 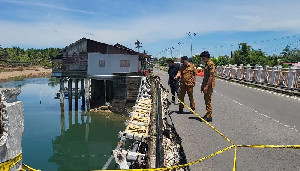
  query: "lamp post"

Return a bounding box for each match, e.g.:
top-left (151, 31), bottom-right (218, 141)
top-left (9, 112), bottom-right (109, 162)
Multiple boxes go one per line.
top-left (178, 42), bottom-right (184, 57)
top-left (187, 32), bottom-right (197, 57)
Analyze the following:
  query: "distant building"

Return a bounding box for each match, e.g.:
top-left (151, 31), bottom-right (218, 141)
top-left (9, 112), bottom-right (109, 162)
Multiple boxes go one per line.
top-left (52, 38), bottom-right (151, 78)
top-left (51, 38), bottom-right (151, 111)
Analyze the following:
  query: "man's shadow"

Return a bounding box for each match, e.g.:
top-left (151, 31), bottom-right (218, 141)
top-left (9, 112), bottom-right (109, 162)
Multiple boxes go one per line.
top-left (188, 116), bottom-right (202, 122)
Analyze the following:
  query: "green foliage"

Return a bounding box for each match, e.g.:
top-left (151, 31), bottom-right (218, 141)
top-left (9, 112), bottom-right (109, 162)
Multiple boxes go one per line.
top-left (0, 46), bottom-right (61, 67)
top-left (159, 56), bottom-right (168, 66)
top-left (212, 55), bottom-right (230, 66)
top-left (192, 54), bottom-right (204, 67)
top-left (279, 45), bottom-right (300, 64)
top-left (228, 43), bottom-right (300, 67)
top-left (13, 76), bottom-right (26, 81)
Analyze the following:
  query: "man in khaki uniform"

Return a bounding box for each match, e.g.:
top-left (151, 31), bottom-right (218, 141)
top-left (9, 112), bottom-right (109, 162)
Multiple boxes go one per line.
top-left (174, 56), bottom-right (197, 113)
top-left (200, 51), bottom-right (215, 122)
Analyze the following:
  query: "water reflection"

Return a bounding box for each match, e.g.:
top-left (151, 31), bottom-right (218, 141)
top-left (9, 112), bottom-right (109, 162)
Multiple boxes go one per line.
top-left (0, 78), bottom-right (126, 171)
top-left (49, 111), bottom-right (126, 171)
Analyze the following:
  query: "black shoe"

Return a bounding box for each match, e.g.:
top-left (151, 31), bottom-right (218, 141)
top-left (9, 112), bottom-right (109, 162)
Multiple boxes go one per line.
top-left (200, 116), bottom-right (212, 122)
top-left (178, 109), bottom-right (183, 114)
top-left (189, 109), bottom-right (195, 114)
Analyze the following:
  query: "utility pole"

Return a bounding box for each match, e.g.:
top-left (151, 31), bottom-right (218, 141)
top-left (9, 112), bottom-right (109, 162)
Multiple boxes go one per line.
top-left (187, 32), bottom-right (197, 57)
top-left (178, 42), bottom-right (184, 57)
top-left (170, 47), bottom-right (174, 57)
top-left (135, 40), bottom-right (142, 53)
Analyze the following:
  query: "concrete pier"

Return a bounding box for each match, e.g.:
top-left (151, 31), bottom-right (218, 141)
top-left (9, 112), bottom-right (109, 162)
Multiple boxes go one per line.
top-left (0, 88), bottom-right (24, 170)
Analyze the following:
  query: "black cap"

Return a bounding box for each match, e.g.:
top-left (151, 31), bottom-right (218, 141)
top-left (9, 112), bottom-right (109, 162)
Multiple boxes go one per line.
top-left (181, 56), bottom-right (189, 61)
top-left (200, 51), bottom-right (210, 58)
top-left (166, 58), bottom-right (174, 63)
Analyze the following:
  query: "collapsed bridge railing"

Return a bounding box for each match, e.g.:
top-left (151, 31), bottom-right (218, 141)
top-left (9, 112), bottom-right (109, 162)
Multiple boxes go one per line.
top-left (102, 77), bottom-right (153, 170)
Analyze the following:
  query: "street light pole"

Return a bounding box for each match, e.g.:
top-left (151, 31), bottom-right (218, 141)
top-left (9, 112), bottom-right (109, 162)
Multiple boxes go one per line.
top-left (178, 42), bottom-right (184, 57)
top-left (187, 32), bottom-right (197, 57)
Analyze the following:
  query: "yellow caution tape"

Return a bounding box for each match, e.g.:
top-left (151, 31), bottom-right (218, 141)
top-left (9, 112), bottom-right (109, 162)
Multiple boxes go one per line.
top-left (163, 85), bottom-right (235, 145)
top-left (21, 163), bottom-right (40, 171)
top-left (0, 153), bottom-right (22, 171)
top-left (99, 145), bottom-right (235, 171)
top-left (233, 146), bottom-right (237, 171)
top-left (96, 78), bottom-right (300, 171)
top-left (237, 144), bottom-right (300, 149)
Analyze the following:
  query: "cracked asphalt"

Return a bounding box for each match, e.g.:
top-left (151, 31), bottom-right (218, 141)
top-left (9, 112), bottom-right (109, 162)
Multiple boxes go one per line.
top-left (154, 68), bottom-right (300, 171)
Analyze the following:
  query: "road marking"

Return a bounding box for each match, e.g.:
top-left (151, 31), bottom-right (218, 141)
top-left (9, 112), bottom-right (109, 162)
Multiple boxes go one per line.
top-left (214, 91), bottom-right (300, 134)
top-left (220, 79), bottom-right (300, 102)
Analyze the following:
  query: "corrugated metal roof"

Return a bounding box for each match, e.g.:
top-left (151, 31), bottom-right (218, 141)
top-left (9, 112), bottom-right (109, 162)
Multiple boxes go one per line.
top-left (60, 38), bottom-right (151, 58)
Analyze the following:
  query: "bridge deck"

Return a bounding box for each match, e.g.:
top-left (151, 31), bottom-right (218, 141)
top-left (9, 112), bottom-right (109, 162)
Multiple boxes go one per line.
top-left (155, 68), bottom-right (300, 171)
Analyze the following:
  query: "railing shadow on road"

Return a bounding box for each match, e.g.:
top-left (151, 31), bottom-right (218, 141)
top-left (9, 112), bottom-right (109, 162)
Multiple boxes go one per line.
top-left (169, 110), bottom-right (193, 115)
top-left (188, 116), bottom-right (203, 122)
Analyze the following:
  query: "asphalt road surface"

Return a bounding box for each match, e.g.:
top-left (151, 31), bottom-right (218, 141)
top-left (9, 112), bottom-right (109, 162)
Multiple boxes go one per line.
top-left (154, 68), bottom-right (300, 171)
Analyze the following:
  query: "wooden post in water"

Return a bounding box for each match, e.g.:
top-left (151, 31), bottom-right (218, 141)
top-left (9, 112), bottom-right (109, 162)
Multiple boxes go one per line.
top-left (75, 110), bottom-right (79, 124)
top-left (60, 78), bottom-right (65, 112)
top-left (85, 79), bottom-right (90, 111)
top-left (75, 79), bottom-right (79, 110)
top-left (68, 110), bottom-right (72, 129)
top-left (85, 112), bottom-right (90, 142)
top-left (104, 79), bottom-right (107, 104)
top-left (60, 112), bottom-right (65, 140)
top-left (81, 79), bottom-right (85, 110)
top-left (68, 79), bottom-right (72, 111)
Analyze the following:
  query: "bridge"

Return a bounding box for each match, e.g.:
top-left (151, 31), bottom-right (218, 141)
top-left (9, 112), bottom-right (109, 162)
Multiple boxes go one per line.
top-left (154, 67), bottom-right (300, 170)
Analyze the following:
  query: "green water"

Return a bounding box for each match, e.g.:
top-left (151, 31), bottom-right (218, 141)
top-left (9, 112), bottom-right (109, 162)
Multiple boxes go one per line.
top-left (0, 78), bottom-right (126, 170)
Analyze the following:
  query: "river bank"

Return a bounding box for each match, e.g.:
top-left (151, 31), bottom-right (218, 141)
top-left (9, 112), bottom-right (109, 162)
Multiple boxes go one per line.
top-left (0, 66), bottom-right (51, 82)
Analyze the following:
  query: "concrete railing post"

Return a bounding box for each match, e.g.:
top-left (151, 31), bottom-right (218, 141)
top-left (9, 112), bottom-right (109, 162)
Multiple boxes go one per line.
top-left (231, 65), bottom-right (236, 79)
top-left (257, 65), bottom-right (263, 84)
top-left (270, 67), bottom-right (276, 86)
top-left (0, 88), bottom-right (24, 170)
top-left (287, 66), bottom-right (295, 90)
top-left (277, 65), bottom-right (283, 86)
top-left (246, 64), bottom-right (251, 81)
top-left (264, 65), bottom-right (269, 84)
top-left (237, 65), bottom-right (241, 80)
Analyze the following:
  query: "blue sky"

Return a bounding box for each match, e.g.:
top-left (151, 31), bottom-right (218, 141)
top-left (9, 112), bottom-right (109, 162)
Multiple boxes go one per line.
top-left (0, 0), bottom-right (300, 57)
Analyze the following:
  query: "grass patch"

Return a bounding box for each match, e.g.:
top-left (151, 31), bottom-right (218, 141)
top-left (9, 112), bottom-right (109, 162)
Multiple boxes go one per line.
top-left (13, 76), bottom-right (26, 81)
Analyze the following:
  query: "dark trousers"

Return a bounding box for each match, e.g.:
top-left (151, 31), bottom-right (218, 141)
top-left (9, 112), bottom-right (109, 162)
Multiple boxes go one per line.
top-left (204, 88), bottom-right (213, 118)
top-left (179, 84), bottom-right (195, 110)
top-left (170, 82), bottom-right (179, 101)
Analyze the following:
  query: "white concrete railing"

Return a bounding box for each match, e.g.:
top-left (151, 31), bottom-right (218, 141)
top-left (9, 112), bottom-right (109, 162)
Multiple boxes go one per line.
top-left (216, 64), bottom-right (300, 90)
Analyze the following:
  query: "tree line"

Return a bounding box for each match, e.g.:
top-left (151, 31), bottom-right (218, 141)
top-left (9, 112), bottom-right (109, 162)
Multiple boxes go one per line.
top-left (0, 46), bottom-right (61, 67)
top-left (158, 43), bottom-right (300, 68)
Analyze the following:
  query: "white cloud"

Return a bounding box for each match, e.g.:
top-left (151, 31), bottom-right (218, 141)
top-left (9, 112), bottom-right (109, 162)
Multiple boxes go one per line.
top-left (1, 0), bottom-right (300, 48)
top-left (0, 0), bottom-right (94, 14)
